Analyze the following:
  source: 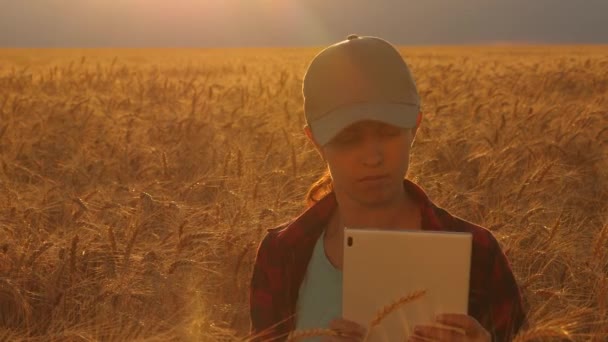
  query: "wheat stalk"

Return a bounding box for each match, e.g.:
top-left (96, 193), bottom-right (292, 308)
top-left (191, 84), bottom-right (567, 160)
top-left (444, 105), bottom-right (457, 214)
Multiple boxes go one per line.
top-left (70, 235), bottom-right (79, 274)
top-left (107, 226), bottom-right (117, 255)
top-left (162, 151), bottom-right (169, 178)
top-left (177, 232), bottom-right (214, 252)
top-left (513, 327), bottom-right (572, 342)
top-left (237, 148), bottom-right (243, 177)
top-left (122, 224), bottom-right (140, 272)
top-left (290, 141), bottom-right (297, 176)
top-left (168, 259), bottom-right (197, 274)
top-left (27, 242), bottom-right (53, 268)
top-left (592, 223), bottom-right (608, 261)
top-left (251, 176), bottom-right (261, 200)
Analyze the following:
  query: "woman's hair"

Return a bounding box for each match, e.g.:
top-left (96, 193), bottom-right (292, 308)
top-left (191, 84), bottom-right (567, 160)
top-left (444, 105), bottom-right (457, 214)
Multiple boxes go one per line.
top-left (305, 168), bottom-right (333, 207)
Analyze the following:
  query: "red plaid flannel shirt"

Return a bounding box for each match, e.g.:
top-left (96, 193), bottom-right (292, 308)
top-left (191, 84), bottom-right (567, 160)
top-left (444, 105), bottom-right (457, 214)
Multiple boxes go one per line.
top-left (249, 179), bottom-right (527, 341)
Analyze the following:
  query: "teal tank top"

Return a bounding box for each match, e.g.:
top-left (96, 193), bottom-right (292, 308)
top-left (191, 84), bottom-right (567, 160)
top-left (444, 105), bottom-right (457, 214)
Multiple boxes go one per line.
top-left (294, 229), bottom-right (343, 341)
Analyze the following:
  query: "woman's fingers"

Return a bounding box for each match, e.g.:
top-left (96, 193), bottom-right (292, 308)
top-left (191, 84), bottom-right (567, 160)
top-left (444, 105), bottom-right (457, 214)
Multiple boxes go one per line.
top-left (407, 334), bottom-right (430, 342)
top-left (328, 318), bottom-right (367, 340)
top-left (411, 324), bottom-right (468, 341)
top-left (434, 313), bottom-right (491, 340)
top-left (409, 313), bottom-right (491, 341)
top-left (321, 338), bottom-right (355, 342)
top-left (435, 313), bottom-right (479, 334)
top-left (321, 334), bottom-right (363, 342)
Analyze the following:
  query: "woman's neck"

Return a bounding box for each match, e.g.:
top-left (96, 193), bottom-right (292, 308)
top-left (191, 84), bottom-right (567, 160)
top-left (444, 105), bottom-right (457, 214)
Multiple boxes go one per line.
top-left (327, 188), bottom-right (421, 236)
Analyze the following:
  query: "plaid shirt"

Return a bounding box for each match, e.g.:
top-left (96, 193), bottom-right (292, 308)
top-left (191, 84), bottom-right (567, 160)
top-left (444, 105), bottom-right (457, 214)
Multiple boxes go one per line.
top-left (249, 179), bottom-right (527, 342)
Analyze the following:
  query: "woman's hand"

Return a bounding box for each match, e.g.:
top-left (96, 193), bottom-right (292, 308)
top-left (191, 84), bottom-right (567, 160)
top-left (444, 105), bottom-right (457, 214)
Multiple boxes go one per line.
top-left (408, 313), bottom-right (491, 342)
top-left (321, 318), bottom-right (367, 341)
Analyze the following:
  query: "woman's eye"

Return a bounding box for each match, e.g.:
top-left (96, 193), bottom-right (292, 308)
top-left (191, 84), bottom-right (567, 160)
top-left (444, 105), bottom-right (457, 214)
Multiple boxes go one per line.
top-left (336, 135), bottom-right (356, 143)
top-left (333, 132), bottom-right (358, 145)
top-left (380, 127), bottom-right (402, 137)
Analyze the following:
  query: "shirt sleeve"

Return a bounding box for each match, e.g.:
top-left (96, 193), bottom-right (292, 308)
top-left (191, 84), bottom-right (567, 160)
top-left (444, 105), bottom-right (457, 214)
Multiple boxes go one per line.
top-left (488, 236), bottom-right (528, 342)
top-left (249, 231), bottom-right (281, 342)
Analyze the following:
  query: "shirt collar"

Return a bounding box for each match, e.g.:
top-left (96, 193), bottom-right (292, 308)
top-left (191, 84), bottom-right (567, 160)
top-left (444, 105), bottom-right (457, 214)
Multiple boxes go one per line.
top-left (275, 178), bottom-right (444, 249)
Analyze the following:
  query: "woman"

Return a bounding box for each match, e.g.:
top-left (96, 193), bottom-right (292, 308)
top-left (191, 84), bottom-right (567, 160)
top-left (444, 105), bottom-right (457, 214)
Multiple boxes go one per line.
top-left (249, 34), bottom-right (527, 342)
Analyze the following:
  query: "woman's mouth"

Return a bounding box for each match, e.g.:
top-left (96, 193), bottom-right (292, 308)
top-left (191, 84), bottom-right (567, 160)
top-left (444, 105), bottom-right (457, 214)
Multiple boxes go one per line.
top-left (358, 174), bottom-right (390, 182)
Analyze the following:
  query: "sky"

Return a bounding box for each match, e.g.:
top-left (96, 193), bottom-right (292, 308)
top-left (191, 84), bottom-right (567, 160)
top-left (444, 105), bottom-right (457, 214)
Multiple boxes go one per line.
top-left (1, 0), bottom-right (607, 47)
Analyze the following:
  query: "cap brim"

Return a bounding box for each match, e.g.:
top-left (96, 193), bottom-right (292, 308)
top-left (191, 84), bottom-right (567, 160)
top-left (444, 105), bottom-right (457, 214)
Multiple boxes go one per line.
top-left (309, 102), bottom-right (419, 146)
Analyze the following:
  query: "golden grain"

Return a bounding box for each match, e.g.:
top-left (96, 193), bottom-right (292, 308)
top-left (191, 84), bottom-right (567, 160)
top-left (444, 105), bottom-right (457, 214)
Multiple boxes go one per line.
top-left (0, 46), bottom-right (606, 341)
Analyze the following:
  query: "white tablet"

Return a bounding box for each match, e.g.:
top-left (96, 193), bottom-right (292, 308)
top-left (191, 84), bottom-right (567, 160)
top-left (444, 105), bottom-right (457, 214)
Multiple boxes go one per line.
top-left (342, 228), bottom-right (472, 342)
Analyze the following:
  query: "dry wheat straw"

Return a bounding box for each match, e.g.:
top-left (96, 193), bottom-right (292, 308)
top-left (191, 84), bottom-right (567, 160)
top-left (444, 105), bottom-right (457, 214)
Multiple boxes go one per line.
top-left (70, 235), bottom-right (78, 274)
top-left (177, 232), bottom-right (213, 252)
top-left (237, 148), bottom-right (243, 177)
top-left (231, 209), bottom-right (241, 227)
top-left (233, 242), bottom-right (253, 281)
top-left (290, 142), bottom-right (298, 176)
top-left (162, 151), bottom-right (168, 178)
top-left (545, 210), bottom-right (563, 245)
top-left (262, 131), bottom-right (275, 165)
top-left (513, 327), bottom-right (572, 342)
top-left (168, 259), bottom-right (196, 274)
top-left (27, 242), bottom-right (53, 268)
top-left (177, 220), bottom-right (187, 242)
top-left (534, 162), bottom-right (554, 184)
top-left (107, 226), bottom-right (117, 255)
top-left (596, 127), bottom-right (608, 140)
top-left (592, 224), bottom-right (608, 260)
top-left (221, 150), bottom-right (231, 184)
top-left (123, 224), bottom-right (139, 271)
top-left (251, 176), bottom-right (261, 200)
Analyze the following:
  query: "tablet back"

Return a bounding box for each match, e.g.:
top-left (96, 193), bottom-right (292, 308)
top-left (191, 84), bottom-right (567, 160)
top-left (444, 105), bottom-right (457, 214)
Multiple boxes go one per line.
top-left (342, 228), bottom-right (472, 342)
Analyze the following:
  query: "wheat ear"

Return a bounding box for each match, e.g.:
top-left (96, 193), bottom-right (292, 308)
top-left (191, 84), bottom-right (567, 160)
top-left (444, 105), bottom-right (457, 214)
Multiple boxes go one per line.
top-left (363, 289), bottom-right (427, 342)
top-left (369, 289), bottom-right (427, 327)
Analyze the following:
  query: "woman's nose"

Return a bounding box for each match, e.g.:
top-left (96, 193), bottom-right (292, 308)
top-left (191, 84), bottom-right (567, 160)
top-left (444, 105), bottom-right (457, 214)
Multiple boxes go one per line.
top-left (360, 137), bottom-right (384, 166)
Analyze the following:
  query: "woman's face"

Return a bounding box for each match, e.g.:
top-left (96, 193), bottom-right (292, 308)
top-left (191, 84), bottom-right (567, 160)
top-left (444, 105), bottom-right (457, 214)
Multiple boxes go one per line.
top-left (307, 120), bottom-right (416, 208)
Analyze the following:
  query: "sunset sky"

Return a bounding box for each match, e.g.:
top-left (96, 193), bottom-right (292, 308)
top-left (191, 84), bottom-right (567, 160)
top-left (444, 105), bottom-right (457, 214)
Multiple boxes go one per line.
top-left (1, 0), bottom-right (607, 47)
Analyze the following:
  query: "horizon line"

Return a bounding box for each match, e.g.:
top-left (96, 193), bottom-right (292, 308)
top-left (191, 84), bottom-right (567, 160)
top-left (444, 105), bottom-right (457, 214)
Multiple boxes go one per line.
top-left (2, 42), bottom-right (608, 50)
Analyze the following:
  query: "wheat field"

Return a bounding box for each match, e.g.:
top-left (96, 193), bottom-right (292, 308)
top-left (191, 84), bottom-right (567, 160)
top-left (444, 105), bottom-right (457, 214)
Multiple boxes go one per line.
top-left (0, 46), bottom-right (607, 341)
